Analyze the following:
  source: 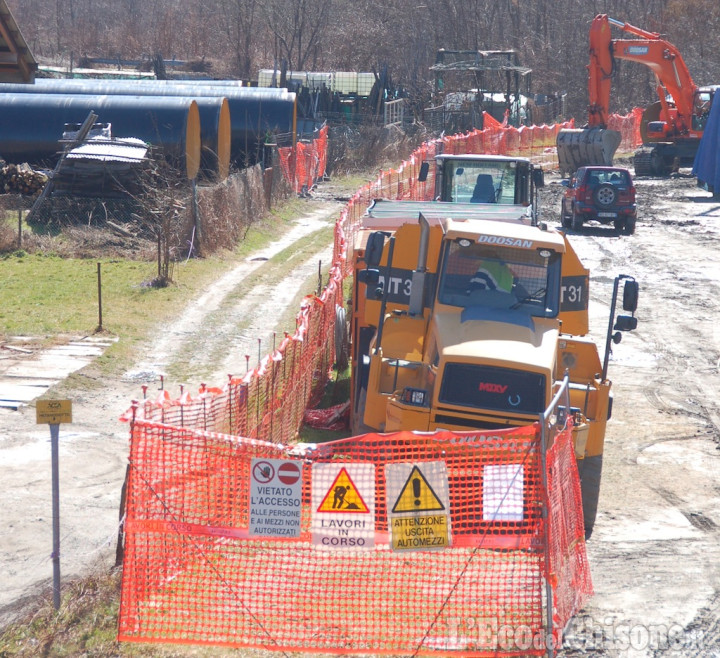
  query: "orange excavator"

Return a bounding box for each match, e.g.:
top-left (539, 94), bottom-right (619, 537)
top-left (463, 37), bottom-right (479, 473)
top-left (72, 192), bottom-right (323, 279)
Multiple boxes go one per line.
top-left (557, 14), bottom-right (716, 176)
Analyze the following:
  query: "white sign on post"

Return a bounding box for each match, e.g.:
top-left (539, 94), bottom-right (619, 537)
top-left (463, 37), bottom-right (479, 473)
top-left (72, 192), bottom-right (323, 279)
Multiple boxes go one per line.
top-left (248, 458), bottom-right (303, 538)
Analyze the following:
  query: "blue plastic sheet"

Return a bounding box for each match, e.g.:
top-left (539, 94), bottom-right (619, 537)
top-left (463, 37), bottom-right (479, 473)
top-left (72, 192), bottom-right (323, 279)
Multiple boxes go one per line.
top-left (692, 91), bottom-right (720, 195)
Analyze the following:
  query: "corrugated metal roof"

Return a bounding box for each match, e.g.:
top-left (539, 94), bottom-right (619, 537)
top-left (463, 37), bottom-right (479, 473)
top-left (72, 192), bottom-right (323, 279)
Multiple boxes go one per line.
top-left (66, 137), bottom-right (148, 163)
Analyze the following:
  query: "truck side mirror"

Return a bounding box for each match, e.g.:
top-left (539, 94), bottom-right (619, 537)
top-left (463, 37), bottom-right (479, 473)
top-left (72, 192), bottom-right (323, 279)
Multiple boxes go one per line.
top-left (418, 161), bottom-right (430, 183)
top-left (622, 280), bottom-right (639, 312)
top-left (357, 268), bottom-right (380, 286)
top-left (614, 315), bottom-right (638, 332)
top-left (364, 232), bottom-right (386, 267)
top-left (532, 168), bottom-right (545, 188)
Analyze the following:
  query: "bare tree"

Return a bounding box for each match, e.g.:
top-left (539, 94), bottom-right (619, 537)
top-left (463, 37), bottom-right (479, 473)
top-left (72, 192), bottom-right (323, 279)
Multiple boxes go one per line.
top-left (216, 0), bottom-right (259, 78)
top-left (262, 0), bottom-right (332, 71)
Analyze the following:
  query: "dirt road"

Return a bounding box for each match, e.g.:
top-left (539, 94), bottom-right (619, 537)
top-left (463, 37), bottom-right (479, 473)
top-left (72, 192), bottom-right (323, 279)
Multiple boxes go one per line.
top-left (2, 170), bottom-right (720, 656)
top-left (539, 172), bottom-right (720, 656)
top-left (0, 198), bottom-right (341, 628)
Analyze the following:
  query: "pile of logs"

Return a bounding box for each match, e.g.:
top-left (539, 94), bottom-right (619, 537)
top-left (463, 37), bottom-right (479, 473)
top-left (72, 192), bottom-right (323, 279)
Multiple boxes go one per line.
top-left (0, 163), bottom-right (48, 196)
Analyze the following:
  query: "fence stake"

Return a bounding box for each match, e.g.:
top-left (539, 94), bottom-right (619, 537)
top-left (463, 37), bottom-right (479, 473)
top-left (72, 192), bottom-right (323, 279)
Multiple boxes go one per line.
top-left (96, 262), bottom-right (103, 331)
top-left (17, 209), bottom-right (22, 249)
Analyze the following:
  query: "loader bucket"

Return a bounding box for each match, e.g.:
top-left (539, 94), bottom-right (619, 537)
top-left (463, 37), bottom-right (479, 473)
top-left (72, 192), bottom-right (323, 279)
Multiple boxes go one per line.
top-left (556, 127), bottom-right (622, 176)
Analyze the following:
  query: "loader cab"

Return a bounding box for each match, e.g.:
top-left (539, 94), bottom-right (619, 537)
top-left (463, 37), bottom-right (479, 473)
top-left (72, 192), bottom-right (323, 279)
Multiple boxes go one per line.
top-left (692, 86), bottom-right (717, 132)
top-left (430, 154), bottom-right (542, 205)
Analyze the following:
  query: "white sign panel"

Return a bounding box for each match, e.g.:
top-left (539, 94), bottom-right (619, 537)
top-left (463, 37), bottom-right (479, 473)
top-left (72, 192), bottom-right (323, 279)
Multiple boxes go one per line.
top-left (311, 462), bottom-right (375, 549)
top-left (249, 458), bottom-right (303, 538)
top-left (482, 463), bottom-right (524, 522)
top-left (385, 461), bottom-right (451, 551)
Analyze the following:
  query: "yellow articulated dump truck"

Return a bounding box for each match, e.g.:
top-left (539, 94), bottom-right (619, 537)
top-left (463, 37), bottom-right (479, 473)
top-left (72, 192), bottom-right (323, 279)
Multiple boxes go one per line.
top-left (350, 194), bottom-right (638, 539)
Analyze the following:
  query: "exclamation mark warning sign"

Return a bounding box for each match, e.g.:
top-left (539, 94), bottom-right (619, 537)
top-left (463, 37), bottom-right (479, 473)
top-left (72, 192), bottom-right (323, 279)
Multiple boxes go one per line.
top-left (385, 461), bottom-right (451, 551)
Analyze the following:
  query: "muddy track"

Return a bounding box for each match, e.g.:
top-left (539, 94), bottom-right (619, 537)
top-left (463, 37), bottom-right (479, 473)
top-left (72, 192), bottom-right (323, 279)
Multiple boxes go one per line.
top-left (543, 173), bottom-right (720, 656)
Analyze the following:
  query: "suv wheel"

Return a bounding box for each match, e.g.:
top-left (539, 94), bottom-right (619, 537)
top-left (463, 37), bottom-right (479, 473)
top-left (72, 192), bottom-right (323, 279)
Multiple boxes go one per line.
top-left (594, 183), bottom-right (617, 206)
top-left (624, 217), bottom-right (636, 235)
top-left (614, 218), bottom-right (624, 233)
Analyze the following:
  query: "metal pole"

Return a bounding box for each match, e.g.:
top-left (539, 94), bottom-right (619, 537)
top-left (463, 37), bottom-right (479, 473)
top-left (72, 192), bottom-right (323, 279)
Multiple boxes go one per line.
top-left (96, 262), bottom-right (103, 331)
top-left (538, 374), bottom-right (570, 658)
top-left (50, 423), bottom-right (61, 610)
top-left (602, 276), bottom-right (621, 380)
top-left (17, 209), bottom-right (22, 250)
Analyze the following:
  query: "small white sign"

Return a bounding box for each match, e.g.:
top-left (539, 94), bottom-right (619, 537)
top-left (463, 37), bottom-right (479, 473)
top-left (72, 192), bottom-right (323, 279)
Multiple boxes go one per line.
top-left (249, 458), bottom-right (303, 538)
top-left (483, 463), bottom-right (524, 522)
top-left (312, 463), bottom-right (375, 549)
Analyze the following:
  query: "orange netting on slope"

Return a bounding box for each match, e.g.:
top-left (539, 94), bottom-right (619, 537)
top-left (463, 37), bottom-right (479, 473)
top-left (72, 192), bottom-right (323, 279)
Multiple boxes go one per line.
top-left (124, 260), bottom-right (344, 444)
top-left (119, 421), bottom-right (590, 655)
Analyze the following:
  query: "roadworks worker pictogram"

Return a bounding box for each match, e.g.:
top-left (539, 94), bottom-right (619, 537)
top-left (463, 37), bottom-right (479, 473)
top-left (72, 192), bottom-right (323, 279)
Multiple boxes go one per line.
top-left (317, 467), bottom-right (370, 513)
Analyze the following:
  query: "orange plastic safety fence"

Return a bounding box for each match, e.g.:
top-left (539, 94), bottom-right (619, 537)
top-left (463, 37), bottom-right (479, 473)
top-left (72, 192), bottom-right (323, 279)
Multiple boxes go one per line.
top-left (277, 125), bottom-right (329, 194)
top-left (545, 426), bottom-right (594, 635)
top-left (119, 423), bottom-right (590, 655)
top-left (608, 109), bottom-right (644, 153)
top-left (125, 263), bottom-right (343, 444)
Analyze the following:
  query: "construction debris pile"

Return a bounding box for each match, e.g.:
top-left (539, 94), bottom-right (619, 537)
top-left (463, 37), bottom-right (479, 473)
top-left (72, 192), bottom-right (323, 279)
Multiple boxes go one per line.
top-left (0, 163), bottom-right (47, 196)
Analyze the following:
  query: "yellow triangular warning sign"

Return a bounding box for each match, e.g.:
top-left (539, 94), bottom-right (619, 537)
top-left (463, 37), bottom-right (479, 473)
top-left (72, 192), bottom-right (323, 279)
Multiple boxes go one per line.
top-left (317, 467), bottom-right (370, 513)
top-left (392, 465), bottom-right (445, 513)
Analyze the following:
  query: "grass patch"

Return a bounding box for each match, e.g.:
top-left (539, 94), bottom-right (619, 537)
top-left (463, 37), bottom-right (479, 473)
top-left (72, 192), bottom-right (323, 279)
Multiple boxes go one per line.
top-left (0, 198), bottom-right (333, 379)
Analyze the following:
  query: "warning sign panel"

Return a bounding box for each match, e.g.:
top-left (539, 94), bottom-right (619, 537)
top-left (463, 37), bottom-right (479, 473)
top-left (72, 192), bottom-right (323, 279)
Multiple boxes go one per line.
top-left (391, 465), bottom-right (445, 513)
top-left (316, 467), bottom-right (370, 513)
top-left (386, 462), bottom-right (451, 551)
top-left (312, 463), bottom-right (375, 549)
top-left (248, 458), bottom-right (303, 538)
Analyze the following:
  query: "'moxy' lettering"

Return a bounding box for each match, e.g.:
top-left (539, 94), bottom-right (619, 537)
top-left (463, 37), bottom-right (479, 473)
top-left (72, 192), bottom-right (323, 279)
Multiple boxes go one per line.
top-left (478, 382), bottom-right (508, 394)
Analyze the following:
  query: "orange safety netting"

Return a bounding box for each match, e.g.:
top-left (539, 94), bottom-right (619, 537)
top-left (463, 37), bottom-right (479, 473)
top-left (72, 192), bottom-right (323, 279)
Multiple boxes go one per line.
top-left (119, 116), bottom-right (611, 654)
top-left (278, 125), bottom-right (329, 194)
top-left (119, 421), bottom-right (590, 655)
top-left (608, 108), bottom-right (644, 154)
top-left (124, 262), bottom-right (344, 444)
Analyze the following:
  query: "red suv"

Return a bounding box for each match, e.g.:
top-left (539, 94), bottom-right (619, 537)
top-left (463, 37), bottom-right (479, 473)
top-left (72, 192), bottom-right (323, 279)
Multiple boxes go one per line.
top-left (560, 166), bottom-right (637, 234)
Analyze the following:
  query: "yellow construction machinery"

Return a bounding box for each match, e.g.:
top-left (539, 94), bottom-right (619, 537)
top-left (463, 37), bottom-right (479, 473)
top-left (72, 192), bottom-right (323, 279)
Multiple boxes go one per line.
top-left (349, 155), bottom-right (639, 537)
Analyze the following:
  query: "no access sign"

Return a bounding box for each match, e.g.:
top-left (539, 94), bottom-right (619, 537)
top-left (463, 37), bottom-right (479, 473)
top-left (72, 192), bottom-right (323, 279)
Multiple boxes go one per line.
top-left (249, 458), bottom-right (303, 538)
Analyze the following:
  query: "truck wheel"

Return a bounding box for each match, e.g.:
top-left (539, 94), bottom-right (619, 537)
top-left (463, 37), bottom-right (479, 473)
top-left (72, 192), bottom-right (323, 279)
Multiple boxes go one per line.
top-left (578, 454), bottom-right (602, 539)
top-left (624, 217), bottom-right (636, 235)
top-left (334, 305), bottom-right (349, 371)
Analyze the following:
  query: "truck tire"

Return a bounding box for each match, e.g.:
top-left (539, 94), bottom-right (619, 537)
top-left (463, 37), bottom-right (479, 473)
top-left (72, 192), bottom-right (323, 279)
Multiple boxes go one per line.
top-left (334, 306), bottom-right (349, 371)
top-left (577, 454), bottom-right (602, 539)
top-left (624, 216), bottom-right (636, 235)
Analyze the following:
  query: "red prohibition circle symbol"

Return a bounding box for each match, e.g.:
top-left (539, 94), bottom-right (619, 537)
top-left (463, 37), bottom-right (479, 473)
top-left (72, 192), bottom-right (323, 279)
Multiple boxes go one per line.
top-left (277, 462), bottom-right (301, 485)
top-left (253, 461), bottom-right (275, 483)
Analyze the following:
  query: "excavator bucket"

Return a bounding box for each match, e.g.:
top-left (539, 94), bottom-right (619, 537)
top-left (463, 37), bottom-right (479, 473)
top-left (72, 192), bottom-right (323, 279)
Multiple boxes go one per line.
top-left (556, 127), bottom-right (622, 176)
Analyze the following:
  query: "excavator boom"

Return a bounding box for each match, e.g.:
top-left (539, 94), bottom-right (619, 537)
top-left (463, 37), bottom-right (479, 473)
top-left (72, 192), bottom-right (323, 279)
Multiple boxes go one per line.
top-left (557, 14), bottom-right (709, 176)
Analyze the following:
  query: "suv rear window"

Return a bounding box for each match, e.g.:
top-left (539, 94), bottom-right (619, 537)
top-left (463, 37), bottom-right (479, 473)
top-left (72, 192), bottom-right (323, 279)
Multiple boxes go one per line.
top-left (586, 170), bottom-right (629, 185)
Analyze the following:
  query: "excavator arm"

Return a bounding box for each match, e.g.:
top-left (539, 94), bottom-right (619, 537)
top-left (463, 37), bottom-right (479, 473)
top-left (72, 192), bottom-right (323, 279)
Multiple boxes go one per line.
top-left (558, 14), bottom-right (703, 176)
top-left (589, 15), bottom-right (697, 134)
